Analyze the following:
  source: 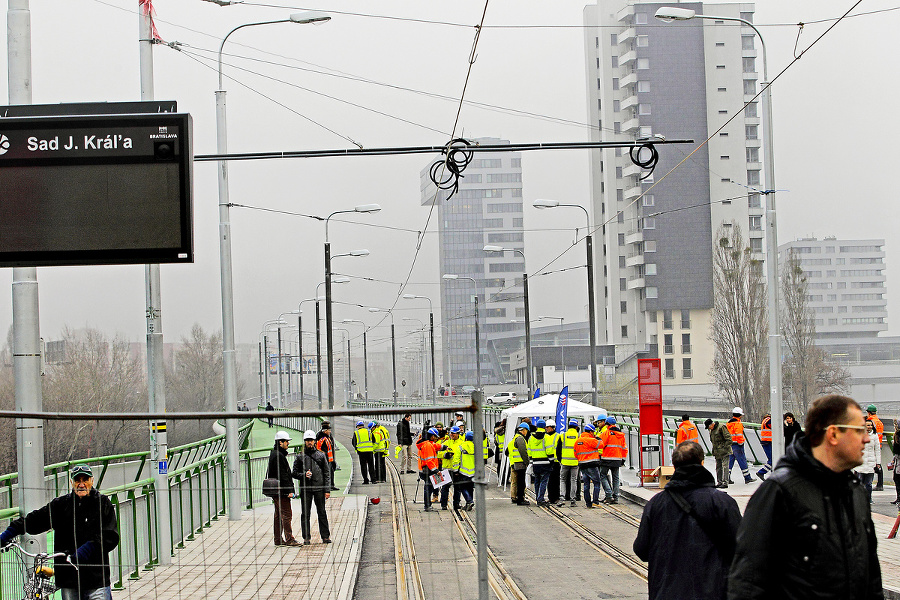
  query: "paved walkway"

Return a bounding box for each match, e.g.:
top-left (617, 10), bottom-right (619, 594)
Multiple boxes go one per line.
top-left (121, 494), bottom-right (367, 600)
top-left (618, 457), bottom-right (900, 598)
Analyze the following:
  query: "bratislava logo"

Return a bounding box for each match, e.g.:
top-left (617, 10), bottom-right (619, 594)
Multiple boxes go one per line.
top-left (0, 134), bottom-right (9, 155)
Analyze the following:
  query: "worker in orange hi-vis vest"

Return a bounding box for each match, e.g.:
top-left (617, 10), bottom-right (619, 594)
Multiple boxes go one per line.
top-left (756, 413), bottom-right (773, 481)
top-left (675, 415), bottom-right (699, 446)
top-left (726, 407), bottom-right (757, 485)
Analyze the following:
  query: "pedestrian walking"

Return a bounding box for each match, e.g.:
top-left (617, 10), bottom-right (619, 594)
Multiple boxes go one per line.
top-left (866, 404), bottom-right (885, 491)
top-left (756, 412), bottom-right (773, 480)
top-left (292, 430), bottom-right (332, 545)
top-left (397, 413), bottom-right (415, 473)
top-left (558, 420), bottom-right (582, 506)
top-left (854, 419), bottom-right (880, 503)
top-left (509, 422), bottom-right (531, 506)
top-left (634, 441), bottom-right (742, 600)
top-left (267, 431), bottom-right (300, 546)
top-left (351, 421), bottom-right (375, 485)
top-left (597, 416), bottom-right (627, 503)
top-left (265, 401), bottom-right (275, 428)
top-left (417, 427), bottom-right (441, 512)
top-left (726, 407), bottom-right (756, 484)
top-left (705, 418), bottom-right (733, 488)
top-left (574, 423), bottom-right (603, 508)
top-left (675, 414), bottom-right (699, 445)
top-left (783, 412), bottom-right (802, 447)
top-left (728, 394), bottom-right (883, 599)
top-left (0, 464), bottom-right (120, 599)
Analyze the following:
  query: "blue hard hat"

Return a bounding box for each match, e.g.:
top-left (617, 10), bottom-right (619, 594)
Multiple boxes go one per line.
top-left (584, 423), bottom-right (596, 432)
top-left (368, 421), bottom-right (377, 428)
top-left (606, 416), bottom-right (617, 425)
top-left (450, 426), bottom-right (461, 434)
top-left (536, 419), bottom-right (546, 428)
top-left (356, 421), bottom-right (364, 427)
top-left (517, 422), bottom-right (530, 431)
top-left (568, 420), bottom-right (579, 428)
top-left (427, 427), bottom-right (439, 437)
top-left (465, 430), bottom-right (474, 440)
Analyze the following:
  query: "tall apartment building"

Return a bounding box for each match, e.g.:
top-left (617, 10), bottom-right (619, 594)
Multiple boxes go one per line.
top-left (779, 237), bottom-right (888, 339)
top-left (420, 138), bottom-right (525, 387)
top-left (583, 1), bottom-right (764, 392)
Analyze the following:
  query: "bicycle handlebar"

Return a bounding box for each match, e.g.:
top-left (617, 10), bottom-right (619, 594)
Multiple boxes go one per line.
top-left (2, 542), bottom-right (69, 562)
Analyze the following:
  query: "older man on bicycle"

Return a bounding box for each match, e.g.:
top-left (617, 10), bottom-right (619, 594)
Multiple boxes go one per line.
top-left (0, 464), bottom-right (119, 600)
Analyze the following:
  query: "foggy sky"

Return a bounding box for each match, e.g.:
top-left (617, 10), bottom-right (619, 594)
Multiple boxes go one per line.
top-left (0, 0), bottom-right (896, 359)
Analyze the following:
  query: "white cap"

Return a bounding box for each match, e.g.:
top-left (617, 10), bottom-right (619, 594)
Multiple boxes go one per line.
top-left (303, 430), bottom-right (316, 440)
top-left (732, 407), bottom-right (744, 416)
top-left (275, 431), bottom-right (291, 441)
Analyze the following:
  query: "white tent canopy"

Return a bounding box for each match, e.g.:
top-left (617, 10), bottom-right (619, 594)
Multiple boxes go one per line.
top-left (496, 394), bottom-right (607, 487)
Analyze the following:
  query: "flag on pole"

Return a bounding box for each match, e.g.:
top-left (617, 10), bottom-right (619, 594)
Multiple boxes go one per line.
top-left (555, 386), bottom-right (569, 432)
top-left (533, 387), bottom-right (540, 399)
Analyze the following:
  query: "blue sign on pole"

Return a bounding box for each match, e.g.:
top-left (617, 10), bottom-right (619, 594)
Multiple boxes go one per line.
top-left (158, 460), bottom-right (168, 475)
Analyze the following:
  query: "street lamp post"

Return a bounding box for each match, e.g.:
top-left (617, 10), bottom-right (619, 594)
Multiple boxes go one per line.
top-left (216, 10), bottom-right (330, 522)
top-left (655, 6), bottom-right (784, 462)
top-left (316, 278), bottom-right (348, 410)
top-left (534, 199), bottom-right (599, 405)
top-left (369, 308), bottom-right (397, 401)
top-left (403, 318), bottom-right (427, 400)
top-left (484, 245), bottom-right (533, 399)
top-left (402, 294), bottom-right (437, 401)
top-left (324, 204), bottom-right (381, 410)
top-left (442, 274), bottom-right (482, 393)
top-left (276, 311), bottom-right (299, 408)
top-left (260, 319), bottom-right (285, 406)
top-left (342, 319), bottom-right (369, 402)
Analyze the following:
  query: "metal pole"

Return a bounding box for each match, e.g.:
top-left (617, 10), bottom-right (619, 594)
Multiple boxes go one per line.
top-left (471, 389), bottom-right (489, 600)
top-left (429, 311), bottom-right (436, 402)
top-left (523, 272), bottom-right (533, 398)
top-left (138, 4), bottom-right (176, 554)
top-left (298, 314), bottom-right (304, 410)
top-left (586, 234), bottom-right (599, 405)
top-left (391, 323), bottom-right (398, 401)
top-left (325, 243), bottom-right (335, 410)
top-left (474, 295), bottom-right (482, 392)
top-left (9, 2), bottom-right (45, 556)
top-left (363, 331), bottom-right (369, 402)
top-left (258, 342), bottom-right (264, 401)
top-left (263, 334), bottom-right (270, 402)
top-left (276, 325), bottom-right (284, 408)
top-left (316, 301), bottom-right (323, 410)
top-left (347, 336), bottom-right (352, 404)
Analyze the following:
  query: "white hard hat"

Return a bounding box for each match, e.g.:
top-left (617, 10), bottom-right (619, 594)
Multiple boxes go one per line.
top-left (303, 430), bottom-right (316, 440)
top-left (275, 431), bottom-right (291, 441)
top-left (732, 407), bottom-right (744, 416)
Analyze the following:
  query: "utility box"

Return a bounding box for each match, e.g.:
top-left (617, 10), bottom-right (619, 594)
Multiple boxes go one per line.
top-left (651, 466), bottom-right (675, 488)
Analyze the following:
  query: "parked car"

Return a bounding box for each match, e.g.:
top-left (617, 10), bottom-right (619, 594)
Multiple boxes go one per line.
top-left (461, 385), bottom-right (476, 396)
top-left (486, 391), bottom-right (517, 405)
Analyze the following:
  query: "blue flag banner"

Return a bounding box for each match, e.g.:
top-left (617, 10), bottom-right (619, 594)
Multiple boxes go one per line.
top-left (555, 386), bottom-right (569, 433)
top-left (534, 387), bottom-right (540, 399)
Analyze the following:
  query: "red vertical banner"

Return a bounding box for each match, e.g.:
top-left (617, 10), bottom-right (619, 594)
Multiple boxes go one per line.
top-left (638, 358), bottom-right (663, 435)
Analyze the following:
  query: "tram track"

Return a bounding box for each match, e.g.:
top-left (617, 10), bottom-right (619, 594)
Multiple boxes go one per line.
top-left (451, 506), bottom-right (528, 600)
top-left (386, 458), bottom-right (427, 600)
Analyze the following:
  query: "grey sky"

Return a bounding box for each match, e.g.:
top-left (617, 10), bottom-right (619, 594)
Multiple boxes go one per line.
top-left (0, 0), bottom-right (896, 357)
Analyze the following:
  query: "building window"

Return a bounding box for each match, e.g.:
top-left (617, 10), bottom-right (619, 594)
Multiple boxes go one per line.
top-left (637, 80), bottom-right (650, 93)
top-left (618, 233), bottom-right (625, 246)
top-left (749, 216), bottom-right (762, 230)
top-left (747, 170), bottom-right (761, 186)
top-left (645, 263), bottom-right (657, 276)
top-left (683, 358), bottom-right (693, 379)
top-left (637, 35), bottom-right (649, 47)
top-left (663, 310), bottom-right (673, 329)
top-left (639, 126), bottom-right (653, 139)
top-left (750, 237), bottom-right (763, 253)
top-left (745, 102), bottom-right (758, 118)
top-left (617, 189), bottom-right (624, 202)
top-left (646, 286), bottom-right (658, 299)
top-left (682, 333), bottom-right (691, 354)
top-left (638, 103), bottom-right (651, 115)
top-left (614, 122), bottom-right (621, 134)
top-left (613, 99), bottom-right (621, 113)
top-left (612, 78), bottom-right (619, 91)
top-left (748, 193), bottom-right (761, 208)
top-left (619, 255), bottom-right (626, 268)
top-left (720, 155), bottom-right (730, 161)
top-left (740, 12), bottom-right (754, 22)
top-left (610, 33), bottom-right (617, 46)
top-left (616, 166), bottom-right (623, 178)
top-left (611, 56), bottom-right (619, 68)
top-left (716, 64), bottom-right (726, 70)
top-left (645, 240), bottom-right (657, 252)
top-left (621, 301), bottom-right (627, 314)
top-left (746, 125), bottom-right (758, 140)
top-left (715, 42), bottom-right (725, 47)
top-left (642, 195), bottom-right (655, 206)
top-left (620, 278), bottom-right (627, 291)
top-left (635, 12), bottom-right (648, 24)
top-left (664, 358), bottom-right (675, 379)
top-left (637, 58), bottom-right (650, 70)
top-left (742, 57), bottom-right (756, 73)
top-left (621, 325), bottom-right (629, 338)
top-left (663, 334), bottom-right (673, 354)
top-left (718, 87), bottom-right (727, 92)
top-left (743, 79), bottom-right (756, 95)
top-left (746, 147), bottom-right (759, 163)
top-left (511, 158), bottom-right (521, 168)
top-left (742, 35), bottom-right (755, 50)
top-left (680, 310), bottom-right (690, 329)
top-left (642, 217), bottom-right (656, 230)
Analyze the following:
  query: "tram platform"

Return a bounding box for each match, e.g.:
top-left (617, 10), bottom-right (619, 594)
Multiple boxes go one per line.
top-left (617, 456), bottom-right (900, 598)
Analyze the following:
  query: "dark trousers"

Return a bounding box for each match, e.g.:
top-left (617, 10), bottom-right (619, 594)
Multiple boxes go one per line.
top-left (374, 452), bottom-right (386, 482)
top-left (357, 451), bottom-right (375, 483)
top-left (329, 462), bottom-right (337, 489)
top-left (299, 490), bottom-right (330, 541)
top-left (453, 477), bottom-right (474, 508)
top-left (440, 477), bottom-right (453, 508)
top-left (421, 472), bottom-right (434, 508)
top-left (512, 467), bottom-right (526, 502)
top-left (272, 495), bottom-right (294, 544)
top-left (548, 462), bottom-right (561, 503)
top-left (875, 464), bottom-right (884, 489)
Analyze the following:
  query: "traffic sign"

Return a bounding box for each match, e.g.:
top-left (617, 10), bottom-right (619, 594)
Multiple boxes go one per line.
top-left (641, 445), bottom-right (660, 452)
top-left (158, 460), bottom-right (168, 475)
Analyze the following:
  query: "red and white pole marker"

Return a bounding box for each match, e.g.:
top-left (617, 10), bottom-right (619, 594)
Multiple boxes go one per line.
top-left (888, 509), bottom-right (900, 540)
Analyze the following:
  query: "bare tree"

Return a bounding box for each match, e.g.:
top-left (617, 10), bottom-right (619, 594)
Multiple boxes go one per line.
top-left (710, 224), bottom-right (769, 419)
top-left (42, 327), bottom-right (148, 463)
top-left (780, 250), bottom-right (850, 417)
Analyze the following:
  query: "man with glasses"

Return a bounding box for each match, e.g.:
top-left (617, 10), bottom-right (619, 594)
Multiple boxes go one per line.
top-left (0, 464), bottom-right (119, 600)
top-left (728, 395), bottom-right (882, 599)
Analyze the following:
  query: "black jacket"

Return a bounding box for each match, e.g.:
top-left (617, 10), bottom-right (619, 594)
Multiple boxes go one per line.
top-left (292, 447), bottom-right (332, 493)
top-left (784, 420), bottom-right (803, 447)
top-left (267, 444), bottom-right (294, 497)
top-left (633, 464), bottom-right (741, 600)
top-left (397, 419), bottom-right (413, 445)
top-left (8, 488), bottom-right (119, 590)
top-left (728, 434), bottom-right (883, 600)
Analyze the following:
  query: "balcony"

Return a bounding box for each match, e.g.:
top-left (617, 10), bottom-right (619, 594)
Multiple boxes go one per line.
top-left (682, 344), bottom-right (692, 354)
top-left (622, 162), bottom-right (642, 178)
top-left (682, 369), bottom-right (693, 379)
top-left (624, 184), bottom-right (643, 200)
top-left (620, 94), bottom-right (639, 112)
top-left (619, 49), bottom-right (637, 66)
top-left (664, 369), bottom-right (676, 379)
top-left (625, 229), bottom-right (644, 245)
top-left (617, 27), bottom-right (636, 45)
top-left (620, 71), bottom-right (638, 88)
top-left (681, 320), bottom-right (691, 329)
top-left (627, 276), bottom-right (645, 290)
top-left (663, 345), bottom-right (674, 355)
top-left (663, 320), bottom-right (673, 330)
top-left (621, 117), bottom-right (640, 133)
top-left (625, 253), bottom-right (645, 268)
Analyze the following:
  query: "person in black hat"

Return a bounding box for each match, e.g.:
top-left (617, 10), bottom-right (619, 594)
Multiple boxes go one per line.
top-left (0, 464), bottom-right (119, 599)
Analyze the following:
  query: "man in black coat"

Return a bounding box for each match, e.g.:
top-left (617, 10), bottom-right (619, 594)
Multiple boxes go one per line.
top-left (397, 413), bottom-right (414, 473)
top-left (634, 441), bottom-right (741, 600)
top-left (728, 394), bottom-right (883, 600)
top-left (267, 431), bottom-right (300, 546)
top-left (0, 464), bottom-right (119, 598)
top-left (292, 430), bottom-right (332, 544)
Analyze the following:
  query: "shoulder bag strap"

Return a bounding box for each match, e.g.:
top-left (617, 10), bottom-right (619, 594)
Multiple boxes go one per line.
top-left (665, 488), bottom-right (731, 560)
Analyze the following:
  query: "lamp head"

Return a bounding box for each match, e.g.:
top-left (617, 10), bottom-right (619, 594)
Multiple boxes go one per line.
top-left (442, 274), bottom-right (459, 280)
top-left (290, 11), bottom-right (331, 24)
top-left (483, 245), bottom-right (505, 253)
top-left (402, 294), bottom-right (416, 299)
top-left (354, 203), bottom-right (382, 214)
top-left (532, 199), bottom-right (560, 209)
top-left (331, 276), bottom-right (351, 284)
top-left (348, 249), bottom-right (369, 257)
top-left (654, 7), bottom-right (696, 22)
top-left (368, 307), bottom-right (381, 313)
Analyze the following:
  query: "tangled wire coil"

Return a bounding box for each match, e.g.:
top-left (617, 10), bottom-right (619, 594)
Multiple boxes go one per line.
top-left (429, 138), bottom-right (475, 200)
top-left (629, 142), bottom-right (659, 180)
